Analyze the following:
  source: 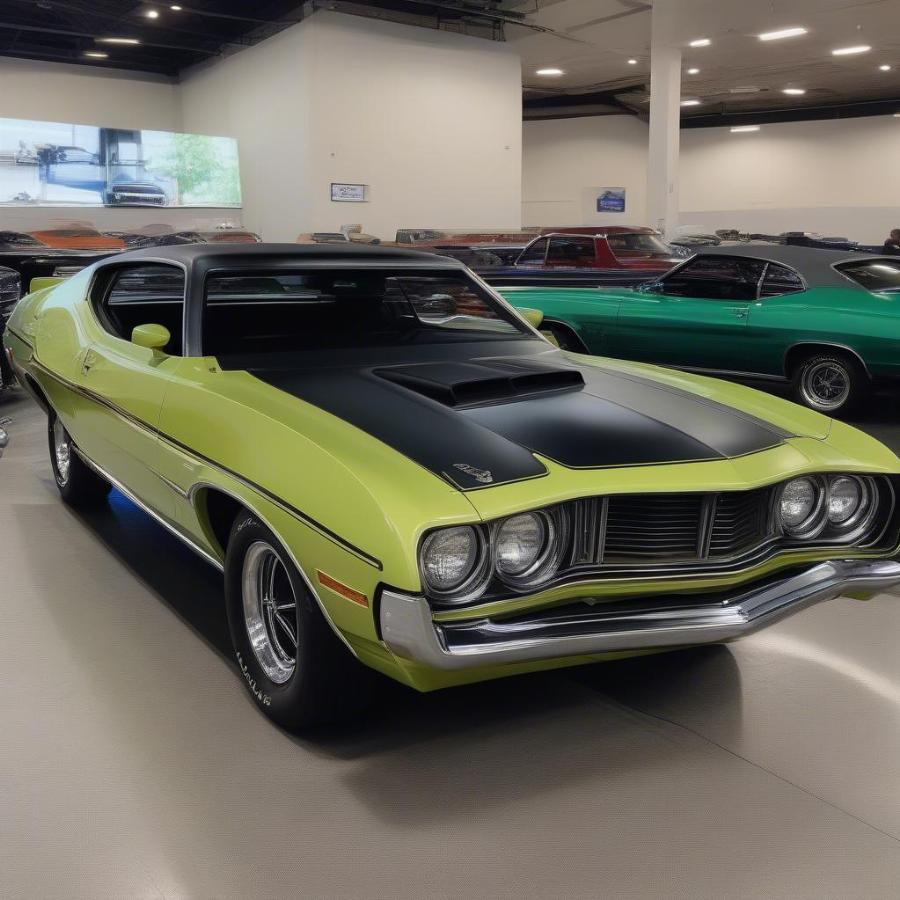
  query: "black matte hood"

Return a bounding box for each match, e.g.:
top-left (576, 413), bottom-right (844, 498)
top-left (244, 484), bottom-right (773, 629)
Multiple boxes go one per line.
top-left (233, 341), bottom-right (791, 490)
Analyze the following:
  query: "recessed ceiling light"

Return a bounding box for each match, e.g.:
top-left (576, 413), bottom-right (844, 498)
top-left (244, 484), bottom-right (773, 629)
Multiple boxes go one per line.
top-left (98, 37), bottom-right (140, 44)
top-left (535, 67), bottom-right (564, 76)
top-left (758, 27), bottom-right (808, 41)
top-left (680, 99), bottom-right (702, 106)
top-left (627, 58), bottom-right (638, 65)
top-left (832, 45), bottom-right (872, 56)
top-left (687, 67), bottom-right (700, 74)
top-left (170, 3), bottom-right (182, 8)
top-left (84, 51), bottom-right (108, 58)
top-left (730, 125), bottom-right (761, 132)
top-left (689, 38), bottom-right (711, 48)
top-left (880, 64), bottom-right (892, 71)
top-left (145, 9), bottom-right (159, 18)
top-left (782, 87), bottom-right (806, 95)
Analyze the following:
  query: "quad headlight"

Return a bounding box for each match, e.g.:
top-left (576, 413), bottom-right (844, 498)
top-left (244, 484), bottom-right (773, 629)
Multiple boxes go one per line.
top-left (419, 525), bottom-right (488, 601)
top-left (777, 477), bottom-right (825, 538)
top-left (494, 511), bottom-right (560, 585)
top-left (777, 474), bottom-right (879, 539)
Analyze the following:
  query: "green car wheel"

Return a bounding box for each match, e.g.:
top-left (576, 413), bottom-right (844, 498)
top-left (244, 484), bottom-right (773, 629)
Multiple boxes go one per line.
top-left (791, 352), bottom-right (870, 416)
top-left (225, 511), bottom-right (374, 731)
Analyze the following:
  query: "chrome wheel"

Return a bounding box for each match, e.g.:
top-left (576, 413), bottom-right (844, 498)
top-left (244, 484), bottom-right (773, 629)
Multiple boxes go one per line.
top-left (241, 541), bottom-right (299, 684)
top-left (52, 418), bottom-right (71, 485)
top-left (800, 360), bottom-right (850, 412)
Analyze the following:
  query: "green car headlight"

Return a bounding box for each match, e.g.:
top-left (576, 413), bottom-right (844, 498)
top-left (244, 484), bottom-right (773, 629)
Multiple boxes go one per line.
top-left (493, 509), bottom-right (563, 588)
top-left (777, 476), bottom-right (826, 538)
top-left (828, 475), bottom-right (863, 525)
top-left (419, 525), bottom-right (489, 602)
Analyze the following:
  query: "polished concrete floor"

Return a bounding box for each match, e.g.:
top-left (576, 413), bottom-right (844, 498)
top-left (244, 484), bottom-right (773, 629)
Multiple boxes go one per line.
top-left (3, 386), bottom-right (900, 899)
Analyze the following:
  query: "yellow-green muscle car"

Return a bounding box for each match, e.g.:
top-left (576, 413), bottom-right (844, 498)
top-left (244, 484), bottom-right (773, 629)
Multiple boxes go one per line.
top-left (5, 243), bottom-right (900, 731)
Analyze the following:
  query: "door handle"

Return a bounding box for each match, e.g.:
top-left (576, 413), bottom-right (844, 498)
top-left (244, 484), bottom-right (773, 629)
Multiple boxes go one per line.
top-left (81, 349), bottom-right (98, 375)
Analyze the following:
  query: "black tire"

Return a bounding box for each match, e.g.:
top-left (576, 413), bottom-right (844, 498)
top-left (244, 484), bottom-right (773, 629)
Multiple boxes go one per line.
top-left (47, 413), bottom-right (111, 507)
top-left (541, 322), bottom-right (586, 352)
top-left (790, 351), bottom-right (869, 416)
top-left (224, 512), bottom-right (374, 731)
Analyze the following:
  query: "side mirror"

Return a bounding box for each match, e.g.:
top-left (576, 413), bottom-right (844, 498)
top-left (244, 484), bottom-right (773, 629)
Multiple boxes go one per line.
top-left (516, 307), bottom-right (544, 329)
top-left (131, 323), bottom-right (171, 352)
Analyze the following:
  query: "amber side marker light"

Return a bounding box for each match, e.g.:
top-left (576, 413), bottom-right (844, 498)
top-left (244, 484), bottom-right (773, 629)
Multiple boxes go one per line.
top-left (317, 570), bottom-right (369, 607)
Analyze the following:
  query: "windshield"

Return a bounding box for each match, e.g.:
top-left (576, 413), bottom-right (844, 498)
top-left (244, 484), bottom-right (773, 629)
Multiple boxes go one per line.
top-left (836, 259), bottom-right (900, 292)
top-left (203, 268), bottom-right (534, 356)
top-left (607, 233), bottom-right (674, 258)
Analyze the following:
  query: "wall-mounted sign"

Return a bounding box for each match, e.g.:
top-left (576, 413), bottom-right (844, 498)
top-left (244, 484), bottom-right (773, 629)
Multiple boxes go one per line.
top-left (0, 116), bottom-right (241, 208)
top-left (596, 188), bottom-right (626, 213)
top-left (331, 182), bottom-right (368, 202)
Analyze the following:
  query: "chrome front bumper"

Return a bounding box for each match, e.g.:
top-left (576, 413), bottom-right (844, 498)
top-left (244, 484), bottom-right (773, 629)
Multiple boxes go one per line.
top-left (380, 559), bottom-right (900, 671)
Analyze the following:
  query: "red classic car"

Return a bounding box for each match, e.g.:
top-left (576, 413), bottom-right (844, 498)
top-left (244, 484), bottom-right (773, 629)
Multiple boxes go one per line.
top-left (521, 227), bottom-right (684, 272)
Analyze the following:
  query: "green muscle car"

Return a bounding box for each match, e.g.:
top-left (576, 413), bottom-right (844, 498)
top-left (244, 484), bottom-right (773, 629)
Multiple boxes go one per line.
top-left (5, 243), bottom-right (900, 731)
top-left (500, 246), bottom-right (900, 416)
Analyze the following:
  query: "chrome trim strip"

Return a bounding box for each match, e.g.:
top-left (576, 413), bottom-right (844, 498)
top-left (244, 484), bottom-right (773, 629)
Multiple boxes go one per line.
top-left (672, 364), bottom-right (788, 383)
top-left (29, 358), bottom-right (381, 570)
top-left (381, 559), bottom-right (900, 670)
top-left (73, 446), bottom-right (224, 571)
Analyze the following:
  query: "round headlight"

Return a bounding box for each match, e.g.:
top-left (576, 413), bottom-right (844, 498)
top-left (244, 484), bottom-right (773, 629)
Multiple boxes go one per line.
top-left (828, 476), bottom-right (864, 525)
top-left (420, 526), bottom-right (482, 595)
top-left (496, 512), bottom-right (548, 577)
top-left (778, 477), bottom-right (824, 536)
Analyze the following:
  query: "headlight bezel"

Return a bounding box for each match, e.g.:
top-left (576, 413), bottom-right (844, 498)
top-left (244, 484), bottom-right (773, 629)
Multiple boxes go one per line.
top-left (776, 475), bottom-right (828, 539)
top-left (492, 508), bottom-right (567, 590)
top-left (418, 524), bottom-right (491, 604)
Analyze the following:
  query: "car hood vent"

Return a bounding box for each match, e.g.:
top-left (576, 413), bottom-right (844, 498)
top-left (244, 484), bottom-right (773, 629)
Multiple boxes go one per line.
top-left (373, 361), bottom-right (585, 408)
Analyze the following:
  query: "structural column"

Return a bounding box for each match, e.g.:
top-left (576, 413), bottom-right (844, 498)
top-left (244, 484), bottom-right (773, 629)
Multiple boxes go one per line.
top-left (646, 2), bottom-right (682, 238)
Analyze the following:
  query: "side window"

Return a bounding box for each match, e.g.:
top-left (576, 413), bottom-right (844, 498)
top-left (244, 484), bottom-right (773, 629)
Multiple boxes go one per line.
top-left (546, 237), bottom-right (595, 266)
top-left (659, 256), bottom-right (766, 301)
top-left (760, 263), bottom-right (805, 298)
top-left (98, 264), bottom-right (185, 355)
top-left (517, 237), bottom-right (548, 265)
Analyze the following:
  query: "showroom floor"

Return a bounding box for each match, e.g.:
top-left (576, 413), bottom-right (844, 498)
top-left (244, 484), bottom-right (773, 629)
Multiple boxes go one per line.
top-left (3, 388), bottom-right (900, 899)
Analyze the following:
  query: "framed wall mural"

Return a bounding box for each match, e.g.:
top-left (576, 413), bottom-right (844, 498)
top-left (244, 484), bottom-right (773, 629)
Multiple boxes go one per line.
top-left (596, 188), bottom-right (626, 213)
top-left (0, 117), bottom-right (241, 208)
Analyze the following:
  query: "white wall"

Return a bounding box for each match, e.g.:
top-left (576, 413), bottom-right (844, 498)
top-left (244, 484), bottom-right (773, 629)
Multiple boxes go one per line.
top-left (522, 116), bottom-right (649, 228)
top-left (180, 11), bottom-right (522, 241)
top-left (522, 112), bottom-right (900, 243)
top-left (680, 116), bottom-right (900, 243)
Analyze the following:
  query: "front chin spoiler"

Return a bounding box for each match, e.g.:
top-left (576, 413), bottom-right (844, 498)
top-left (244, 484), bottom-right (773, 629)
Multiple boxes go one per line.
top-left (380, 559), bottom-right (900, 671)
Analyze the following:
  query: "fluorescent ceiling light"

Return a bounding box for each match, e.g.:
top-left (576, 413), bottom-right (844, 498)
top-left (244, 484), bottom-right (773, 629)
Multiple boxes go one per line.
top-left (730, 125), bottom-right (760, 132)
top-left (687, 67), bottom-right (700, 74)
top-left (689, 38), bottom-right (711, 47)
top-left (84, 51), bottom-right (108, 58)
top-left (627, 58), bottom-right (638, 65)
top-left (145, 9), bottom-right (159, 18)
top-left (758, 27), bottom-right (808, 41)
top-left (680, 99), bottom-right (701, 106)
top-left (782, 87), bottom-right (806, 95)
top-left (880, 64), bottom-right (892, 71)
top-left (98, 37), bottom-right (140, 44)
top-left (730, 85), bottom-right (760, 93)
top-left (535, 67), bottom-right (564, 76)
top-left (832, 45), bottom-right (871, 56)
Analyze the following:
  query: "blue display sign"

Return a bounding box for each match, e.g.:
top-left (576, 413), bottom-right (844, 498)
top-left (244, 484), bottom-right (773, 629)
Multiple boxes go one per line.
top-left (597, 188), bottom-right (626, 213)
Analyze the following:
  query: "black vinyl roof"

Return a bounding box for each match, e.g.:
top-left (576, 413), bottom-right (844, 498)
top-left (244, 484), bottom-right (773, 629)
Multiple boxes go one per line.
top-left (97, 242), bottom-right (456, 267)
top-left (695, 244), bottom-right (891, 289)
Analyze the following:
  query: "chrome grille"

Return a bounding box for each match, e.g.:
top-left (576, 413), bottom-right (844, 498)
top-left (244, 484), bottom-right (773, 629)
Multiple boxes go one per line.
top-left (565, 489), bottom-right (773, 570)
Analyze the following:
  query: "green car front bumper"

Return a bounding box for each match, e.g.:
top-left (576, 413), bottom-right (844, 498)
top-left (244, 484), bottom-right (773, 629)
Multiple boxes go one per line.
top-left (381, 558), bottom-right (900, 671)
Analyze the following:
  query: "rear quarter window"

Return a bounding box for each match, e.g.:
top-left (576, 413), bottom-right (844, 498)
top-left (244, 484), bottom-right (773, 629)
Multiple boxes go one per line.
top-left (836, 259), bottom-right (900, 292)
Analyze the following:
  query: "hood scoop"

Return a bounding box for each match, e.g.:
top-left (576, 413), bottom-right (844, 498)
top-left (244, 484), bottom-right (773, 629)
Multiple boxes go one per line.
top-left (373, 360), bottom-right (584, 408)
